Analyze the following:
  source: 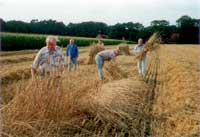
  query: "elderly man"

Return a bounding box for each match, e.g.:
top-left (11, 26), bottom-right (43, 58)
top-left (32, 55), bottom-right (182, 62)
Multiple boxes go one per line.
top-left (95, 49), bottom-right (120, 80)
top-left (133, 38), bottom-right (148, 76)
top-left (66, 39), bottom-right (79, 71)
top-left (31, 36), bottom-right (65, 79)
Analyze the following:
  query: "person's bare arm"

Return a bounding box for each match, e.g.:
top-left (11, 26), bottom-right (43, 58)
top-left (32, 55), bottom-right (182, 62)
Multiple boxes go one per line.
top-left (129, 45), bottom-right (139, 56)
top-left (59, 48), bottom-right (66, 73)
top-left (110, 55), bottom-right (117, 63)
top-left (129, 51), bottom-right (136, 56)
top-left (31, 68), bottom-right (37, 80)
top-left (31, 49), bottom-right (42, 80)
top-left (60, 64), bottom-right (65, 73)
top-left (143, 48), bottom-right (148, 52)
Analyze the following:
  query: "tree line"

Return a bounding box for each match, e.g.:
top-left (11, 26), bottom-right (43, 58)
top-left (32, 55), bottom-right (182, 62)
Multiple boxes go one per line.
top-left (0, 15), bottom-right (199, 44)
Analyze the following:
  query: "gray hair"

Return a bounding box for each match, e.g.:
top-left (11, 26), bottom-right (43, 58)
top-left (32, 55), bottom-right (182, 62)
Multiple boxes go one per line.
top-left (46, 36), bottom-right (57, 43)
top-left (138, 38), bottom-right (143, 42)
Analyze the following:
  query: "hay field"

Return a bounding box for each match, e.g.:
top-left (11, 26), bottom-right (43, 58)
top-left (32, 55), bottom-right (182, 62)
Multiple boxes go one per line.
top-left (0, 44), bottom-right (200, 137)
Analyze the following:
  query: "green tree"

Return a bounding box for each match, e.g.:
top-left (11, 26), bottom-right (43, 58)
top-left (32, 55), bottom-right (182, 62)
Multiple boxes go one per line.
top-left (5, 20), bottom-right (30, 32)
top-left (150, 20), bottom-right (170, 26)
top-left (66, 22), bottom-right (108, 37)
top-left (108, 22), bottom-right (144, 41)
top-left (176, 15), bottom-right (199, 44)
top-left (0, 18), bottom-right (6, 31)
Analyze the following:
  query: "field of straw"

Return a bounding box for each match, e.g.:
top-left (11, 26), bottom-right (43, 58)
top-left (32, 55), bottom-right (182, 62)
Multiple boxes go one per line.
top-left (0, 43), bottom-right (200, 137)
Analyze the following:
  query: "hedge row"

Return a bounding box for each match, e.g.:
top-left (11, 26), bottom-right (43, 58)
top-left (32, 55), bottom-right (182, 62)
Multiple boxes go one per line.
top-left (1, 33), bottom-right (134, 51)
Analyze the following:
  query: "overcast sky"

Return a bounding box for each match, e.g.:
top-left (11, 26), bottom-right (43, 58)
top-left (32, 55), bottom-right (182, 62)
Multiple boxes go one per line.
top-left (0, 0), bottom-right (199, 26)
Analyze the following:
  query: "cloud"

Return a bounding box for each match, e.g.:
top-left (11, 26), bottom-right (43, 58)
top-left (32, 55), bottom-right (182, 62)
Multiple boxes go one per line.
top-left (0, 0), bottom-right (199, 26)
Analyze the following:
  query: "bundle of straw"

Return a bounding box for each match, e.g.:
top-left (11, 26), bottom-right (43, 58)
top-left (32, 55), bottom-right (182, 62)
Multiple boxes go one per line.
top-left (118, 44), bottom-right (130, 55)
top-left (104, 62), bottom-right (128, 80)
top-left (88, 78), bottom-right (148, 131)
top-left (87, 42), bottom-right (105, 64)
top-left (77, 57), bottom-right (87, 65)
top-left (136, 33), bottom-right (161, 60)
top-left (2, 68), bottom-right (31, 85)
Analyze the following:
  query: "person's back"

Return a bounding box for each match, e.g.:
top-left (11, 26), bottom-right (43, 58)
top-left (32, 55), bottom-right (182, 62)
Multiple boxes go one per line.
top-left (95, 49), bottom-right (120, 80)
top-left (97, 50), bottom-right (116, 60)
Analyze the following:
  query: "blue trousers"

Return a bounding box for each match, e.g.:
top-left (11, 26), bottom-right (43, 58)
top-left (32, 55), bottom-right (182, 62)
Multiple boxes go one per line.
top-left (95, 55), bottom-right (103, 80)
top-left (68, 58), bottom-right (77, 71)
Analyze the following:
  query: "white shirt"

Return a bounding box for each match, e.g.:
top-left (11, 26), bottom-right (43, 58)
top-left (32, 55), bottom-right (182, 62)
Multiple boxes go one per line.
top-left (133, 44), bottom-right (147, 59)
top-left (32, 46), bottom-right (65, 72)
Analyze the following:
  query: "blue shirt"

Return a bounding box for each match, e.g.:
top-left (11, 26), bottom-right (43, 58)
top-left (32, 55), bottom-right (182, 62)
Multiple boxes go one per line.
top-left (66, 44), bottom-right (78, 59)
